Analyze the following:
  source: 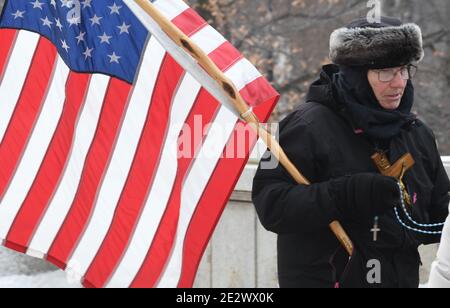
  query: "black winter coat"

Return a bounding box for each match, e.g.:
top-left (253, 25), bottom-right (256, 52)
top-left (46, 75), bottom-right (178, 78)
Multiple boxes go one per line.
top-left (252, 65), bottom-right (450, 288)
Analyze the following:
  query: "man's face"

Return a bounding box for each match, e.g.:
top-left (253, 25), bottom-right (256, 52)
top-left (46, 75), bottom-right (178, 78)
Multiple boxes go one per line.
top-left (367, 66), bottom-right (409, 110)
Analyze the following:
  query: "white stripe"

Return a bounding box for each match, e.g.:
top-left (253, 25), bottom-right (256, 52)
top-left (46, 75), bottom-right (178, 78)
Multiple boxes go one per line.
top-left (153, 0), bottom-right (189, 21)
top-left (106, 74), bottom-right (202, 288)
top-left (66, 36), bottom-right (166, 277)
top-left (157, 106), bottom-right (237, 287)
top-left (124, 0), bottom-right (239, 117)
top-left (26, 75), bottom-right (110, 259)
top-left (225, 58), bottom-right (262, 90)
top-left (0, 31), bottom-right (39, 143)
top-left (190, 25), bottom-right (227, 56)
top-left (0, 57), bottom-right (70, 240)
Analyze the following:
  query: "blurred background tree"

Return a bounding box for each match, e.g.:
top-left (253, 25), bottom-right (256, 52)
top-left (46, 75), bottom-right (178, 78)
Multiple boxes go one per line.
top-left (1, 0), bottom-right (449, 153)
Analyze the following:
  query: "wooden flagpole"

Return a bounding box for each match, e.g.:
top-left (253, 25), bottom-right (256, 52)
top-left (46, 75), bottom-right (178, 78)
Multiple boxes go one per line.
top-left (134, 0), bottom-right (354, 256)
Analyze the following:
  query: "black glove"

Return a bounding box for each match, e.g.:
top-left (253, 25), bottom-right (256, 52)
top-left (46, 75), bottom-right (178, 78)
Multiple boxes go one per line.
top-left (330, 173), bottom-right (400, 223)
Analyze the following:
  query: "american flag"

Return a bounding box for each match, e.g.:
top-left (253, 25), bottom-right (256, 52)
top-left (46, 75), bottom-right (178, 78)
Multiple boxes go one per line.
top-left (0, 0), bottom-right (279, 287)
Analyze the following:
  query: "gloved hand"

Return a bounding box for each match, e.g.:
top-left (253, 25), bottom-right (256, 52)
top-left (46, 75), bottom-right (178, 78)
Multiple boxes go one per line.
top-left (329, 173), bottom-right (400, 224)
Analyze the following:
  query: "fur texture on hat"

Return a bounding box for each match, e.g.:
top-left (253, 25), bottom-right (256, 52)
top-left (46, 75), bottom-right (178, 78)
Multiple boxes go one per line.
top-left (329, 18), bottom-right (424, 68)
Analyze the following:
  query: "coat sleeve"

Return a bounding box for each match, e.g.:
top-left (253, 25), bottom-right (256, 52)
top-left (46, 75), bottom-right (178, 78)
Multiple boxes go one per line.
top-left (430, 155), bottom-right (450, 223)
top-left (252, 112), bottom-right (341, 235)
top-left (423, 132), bottom-right (450, 245)
top-left (428, 209), bottom-right (450, 288)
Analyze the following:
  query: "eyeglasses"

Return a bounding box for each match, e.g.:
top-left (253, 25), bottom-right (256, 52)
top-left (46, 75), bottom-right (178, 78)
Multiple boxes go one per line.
top-left (373, 65), bottom-right (418, 83)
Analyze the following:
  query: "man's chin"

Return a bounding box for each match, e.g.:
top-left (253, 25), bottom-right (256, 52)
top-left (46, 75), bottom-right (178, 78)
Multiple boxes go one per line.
top-left (380, 100), bottom-right (401, 110)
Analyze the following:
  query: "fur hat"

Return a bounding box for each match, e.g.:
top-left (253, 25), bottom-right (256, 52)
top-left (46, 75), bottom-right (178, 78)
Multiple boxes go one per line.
top-left (329, 17), bottom-right (424, 68)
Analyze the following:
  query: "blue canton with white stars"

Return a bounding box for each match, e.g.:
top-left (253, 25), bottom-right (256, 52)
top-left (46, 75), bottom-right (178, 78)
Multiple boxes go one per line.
top-left (0, 0), bottom-right (152, 83)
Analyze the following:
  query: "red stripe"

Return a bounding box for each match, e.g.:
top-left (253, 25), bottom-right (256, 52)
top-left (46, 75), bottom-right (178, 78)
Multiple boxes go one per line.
top-left (5, 73), bottom-right (91, 252)
top-left (0, 37), bottom-right (57, 201)
top-left (241, 76), bottom-right (279, 107)
top-left (171, 8), bottom-right (207, 37)
top-left (209, 42), bottom-right (243, 72)
top-left (0, 29), bottom-right (17, 83)
top-left (172, 10), bottom-right (243, 74)
top-left (82, 55), bottom-right (184, 288)
top-left (177, 96), bottom-right (278, 288)
top-left (130, 89), bottom-right (220, 288)
top-left (45, 78), bottom-right (132, 269)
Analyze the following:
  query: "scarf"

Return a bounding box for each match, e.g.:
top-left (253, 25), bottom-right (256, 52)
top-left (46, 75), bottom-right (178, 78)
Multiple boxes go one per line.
top-left (332, 66), bottom-right (417, 141)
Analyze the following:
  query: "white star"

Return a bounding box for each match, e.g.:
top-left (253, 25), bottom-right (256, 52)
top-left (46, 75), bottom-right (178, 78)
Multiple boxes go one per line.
top-left (11, 10), bottom-right (25, 19)
top-left (68, 16), bottom-right (81, 27)
top-left (98, 32), bottom-right (112, 44)
top-left (41, 16), bottom-right (53, 28)
top-left (81, 0), bottom-right (92, 9)
top-left (76, 31), bottom-right (86, 44)
top-left (30, 0), bottom-right (44, 10)
top-left (117, 22), bottom-right (131, 34)
top-left (61, 0), bottom-right (73, 8)
top-left (55, 18), bottom-right (63, 31)
top-left (83, 47), bottom-right (93, 59)
top-left (50, 0), bottom-right (57, 8)
top-left (61, 40), bottom-right (70, 52)
top-left (108, 52), bottom-right (121, 64)
top-left (89, 14), bottom-right (102, 26)
top-left (108, 3), bottom-right (122, 15)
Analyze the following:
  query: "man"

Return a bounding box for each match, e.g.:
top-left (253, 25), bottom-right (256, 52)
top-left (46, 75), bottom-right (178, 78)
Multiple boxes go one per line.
top-left (252, 17), bottom-right (450, 288)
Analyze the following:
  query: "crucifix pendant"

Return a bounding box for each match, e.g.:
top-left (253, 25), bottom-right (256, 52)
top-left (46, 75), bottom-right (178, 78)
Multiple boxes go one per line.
top-left (371, 216), bottom-right (381, 242)
top-left (372, 151), bottom-right (415, 207)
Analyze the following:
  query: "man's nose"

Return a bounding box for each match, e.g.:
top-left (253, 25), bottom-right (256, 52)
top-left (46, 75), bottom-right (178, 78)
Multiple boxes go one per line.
top-left (390, 71), bottom-right (406, 88)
